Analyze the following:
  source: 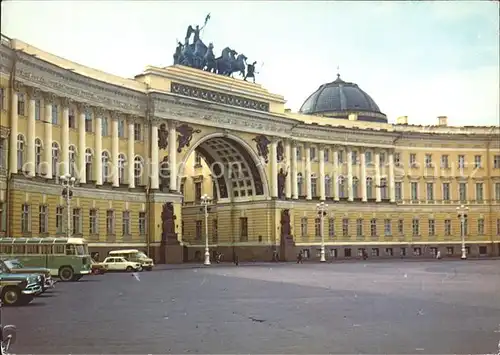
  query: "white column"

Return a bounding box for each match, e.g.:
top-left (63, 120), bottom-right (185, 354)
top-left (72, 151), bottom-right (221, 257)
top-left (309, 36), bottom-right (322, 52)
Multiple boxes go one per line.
top-left (270, 138), bottom-right (278, 198)
top-left (111, 114), bottom-right (119, 187)
top-left (284, 140), bottom-right (292, 199)
top-left (150, 120), bottom-right (159, 190)
top-left (43, 96), bottom-right (53, 179)
top-left (333, 147), bottom-right (339, 201)
top-left (8, 82), bottom-right (19, 175)
top-left (61, 99), bottom-right (70, 177)
top-left (168, 121), bottom-right (177, 191)
top-left (77, 107), bottom-right (86, 182)
top-left (319, 145), bottom-right (325, 201)
top-left (375, 150), bottom-right (381, 202)
top-left (389, 150), bottom-right (396, 202)
top-left (360, 149), bottom-right (367, 202)
top-left (127, 118), bottom-right (135, 188)
top-left (305, 144), bottom-right (312, 200)
top-left (291, 142), bottom-right (298, 199)
top-left (347, 147), bottom-right (354, 201)
top-left (26, 91), bottom-right (36, 177)
top-left (94, 113), bottom-right (103, 185)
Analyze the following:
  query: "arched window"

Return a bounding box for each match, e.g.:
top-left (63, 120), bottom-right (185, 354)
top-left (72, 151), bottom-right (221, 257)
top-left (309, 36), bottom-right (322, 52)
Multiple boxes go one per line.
top-left (380, 178), bottom-right (388, 199)
top-left (297, 173), bottom-right (303, 196)
top-left (52, 142), bottom-right (59, 177)
top-left (134, 156), bottom-right (143, 186)
top-left (352, 177), bottom-right (359, 199)
top-left (69, 145), bottom-right (76, 177)
top-left (35, 138), bottom-right (42, 175)
top-left (17, 134), bottom-right (25, 171)
top-left (339, 176), bottom-right (346, 198)
top-left (85, 149), bottom-right (93, 182)
top-left (118, 154), bottom-right (126, 184)
top-left (366, 177), bottom-right (373, 199)
top-left (325, 175), bottom-right (331, 198)
top-left (102, 152), bottom-right (109, 182)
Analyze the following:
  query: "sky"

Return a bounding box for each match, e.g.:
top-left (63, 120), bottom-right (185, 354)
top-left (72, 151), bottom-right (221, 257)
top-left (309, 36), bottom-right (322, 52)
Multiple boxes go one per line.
top-left (2, 1), bottom-right (499, 126)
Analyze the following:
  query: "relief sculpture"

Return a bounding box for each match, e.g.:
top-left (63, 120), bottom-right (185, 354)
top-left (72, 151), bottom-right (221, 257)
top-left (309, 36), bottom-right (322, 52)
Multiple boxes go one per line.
top-left (158, 124), bottom-right (169, 150)
top-left (252, 135), bottom-right (271, 163)
top-left (176, 124), bottom-right (202, 153)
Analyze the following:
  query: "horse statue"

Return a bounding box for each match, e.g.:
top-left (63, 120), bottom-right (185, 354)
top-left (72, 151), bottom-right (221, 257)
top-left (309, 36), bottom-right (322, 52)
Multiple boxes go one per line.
top-left (215, 47), bottom-right (235, 76)
top-left (193, 39), bottom-right (208, 69)
top-left (173, 41), bottom-right (184, 65)
top-left (203, 43), bottom-right (217, 73)
top-left (230, 54), bottom-right (247, 78)
top-left (181, 38), bottom-right (194, 66)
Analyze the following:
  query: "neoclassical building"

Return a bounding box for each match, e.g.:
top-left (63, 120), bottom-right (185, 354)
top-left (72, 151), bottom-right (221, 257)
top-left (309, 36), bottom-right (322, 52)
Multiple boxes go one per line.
top-left (0, 34), bottom-right (499, 262)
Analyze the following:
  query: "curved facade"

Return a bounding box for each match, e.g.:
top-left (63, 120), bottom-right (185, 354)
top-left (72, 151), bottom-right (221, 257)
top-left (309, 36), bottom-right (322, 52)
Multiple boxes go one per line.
top-left (0, 35), bottom-right (499, 262)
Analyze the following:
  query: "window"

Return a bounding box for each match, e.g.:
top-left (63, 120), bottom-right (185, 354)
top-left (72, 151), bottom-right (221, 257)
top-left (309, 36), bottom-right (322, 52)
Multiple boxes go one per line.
top-left (118, 119), bottom-right (125, 137)
top-left (425, 154), bottom-right (432, 167)
top-left (446, 247), bottom-right (454, 256)
top-left (89, 209), bottom-right (98, 234)
top-left (496, 183), bottom-right (500, 201)
top-left (17, 134), bottom-right (25, 171)
top-left (85, 110), bottom-right (93, 132)
top-left (311, 177), bottom-right (317, 197)
top-left (413, 247), bottom-right (422, 256)
top-left (239, 217), bottom-right (248, 242)
top-left (324, 148), bottom-right (329, 162)
top-left (428, 219), bottom-right (435, 236)
top-left (475, 183), bottom-right (483, 202)
top-left (52, 104), bottom-right (59, 124)
top-left (118, 154), bottom-right (126, 184)
top-left (325, 176), bottom-right (331, 198)
top-left (338, 150), bottom-right (344, 164)
top-left (400, 247), bottom-right (406, 256)
top-left (371, 248), bottom-right (379, 257)
top-left (441, 155), bottom-right (449, 168)
top-left (379, 152), bottom-right (386, 166)
top-left (52, 142), bottom-right (59, 177)
top-left (39, 205), bottom-right (48, 233)
top-left (315, 217), bottom-right (321, 237)
top-left (351, 151), bottom-right (358, 165)
top-left (212, 219), bottom-right (218, 243)
top-left (352, 177), bottom-right (359, 199)
top-left (106, 210), bottom-right (115, 235)
top-left (394, 152), bottom-right (401, 166)
top-left (395, 182), bottom-right (402, 200)
top-left (385, 248), bottom-right (393, 256)
top-left (102, 152), bottom-right (110, 182)
top-left (365, 151), bottom-right (372, 165)
top-left (56, 206), bottom-right (64, 233)
top-left (17, 93), bottom-right (25, 116)
top-left (398, 219), bottom-right (404, 235)
top-left (296, 146), bottom-right (302, 160)
top-left (474, 155), bottom-right (482, 168)
top-left (344, 248), bottom-right (351, 257)
top-left (139, 212), bottom-right (147, 235)
top-left (194, 152), bottom-right (202, 167)
top-left (35, 138), bottom-right (42, 175)
top-left (411, 182), bottom-right (418, 201)
top-left (356, 218), bottom-right (363, 237)
top-left (301, 217), bottom-right (307, 237)
top-left (35, 99), bottom-right (40, 120)
top-left (195, 220), bottom-right (202, 240)
top-left (342, 218), bottom-right (349, 237)
top-left (85, 149), bottom-right (93, 182)
top-left (339, 176), bottom-right (346, 198)
top-left (444, 219), bottom-right (451, 236)
top-left (459, 183), bottom-right (467, 201)
top-left (68, 108), bottom-right (76, 128)
top-left (310, 147), bottom-right (316, 160)
top-left (458, 155), bottom-right (465, 169)
top-left (409, 153), bottom-right (416, 166)
top-left (384, 219), bottom-right (391, 236)
top-left (477, 219), bottom-right (484, 235)
top-left (72, 208), bottom-right (81, 234)
top-left (21, 204), bottom-right (30, 233)
top-left (430, 247), bottom-right (438, 257)
top-left (443, 183), bottom-right (450, 201)
top-left (122, 211), bottom-right (130, 236)
top-left (426, 182), bottom-right (434, 201)
top-left (494, 155), bottom-right (500, 169)
top-left (328, 218), bottom-right (334, 238)
top-left (366, 177), bottom-right (373, 199)
top-left (370, 219), bottom-right (377, 237)
top-left (297, 173), bottom-right (303, 196)
top-left (195, 182), bottom-right (202, 202)
top-left (134, 123), bottom-right (142, 141)
top-left (102, 117), bottom-right (109, 136)
top-left (69, 145), bottom-right (76, 177)
top-left (412, 218), bottom-right (419, 236)
top-left (134, 157), bottom-right (143, 186)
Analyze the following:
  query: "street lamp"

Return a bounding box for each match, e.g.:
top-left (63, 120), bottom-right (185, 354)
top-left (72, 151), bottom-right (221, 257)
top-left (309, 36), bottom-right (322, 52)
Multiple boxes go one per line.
top-left (200, 194), bottom-right (212, 266)
top-left (316, 202), bottom-right (328, 263)
top-left (456, 204), bottom-right (469, 260)
top-left (60, 174), bottom-right (76, 238)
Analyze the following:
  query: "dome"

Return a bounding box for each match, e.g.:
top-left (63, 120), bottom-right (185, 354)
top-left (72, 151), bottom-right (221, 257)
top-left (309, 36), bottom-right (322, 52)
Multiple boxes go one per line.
top-left (299, 74), bottom-right (387, 123)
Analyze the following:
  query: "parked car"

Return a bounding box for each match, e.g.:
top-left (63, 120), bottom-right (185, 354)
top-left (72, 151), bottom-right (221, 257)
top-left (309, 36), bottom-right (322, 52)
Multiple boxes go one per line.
top-left (0, 273), bottom-right (42, 306)
top-left (0, 259), bottom-right (55, 292)
top-left (108, 249), bottom-right (154, 271)
top-left (101, 257), bottom-right (142, 272)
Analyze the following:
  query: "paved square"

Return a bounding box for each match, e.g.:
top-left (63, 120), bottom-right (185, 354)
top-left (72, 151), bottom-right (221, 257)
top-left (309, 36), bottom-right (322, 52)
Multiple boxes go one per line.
top-left (4, 260), bottom-right (500, 354)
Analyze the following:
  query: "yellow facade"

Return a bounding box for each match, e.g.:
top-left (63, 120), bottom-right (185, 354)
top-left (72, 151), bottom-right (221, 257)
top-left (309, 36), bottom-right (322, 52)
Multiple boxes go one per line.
top-left (0, 35), bottom-right (499, 262)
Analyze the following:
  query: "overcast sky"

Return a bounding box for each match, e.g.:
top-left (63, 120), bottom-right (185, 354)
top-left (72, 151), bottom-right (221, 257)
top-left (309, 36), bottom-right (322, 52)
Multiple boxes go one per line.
top-left (2, 1), bottom-right (499, 126)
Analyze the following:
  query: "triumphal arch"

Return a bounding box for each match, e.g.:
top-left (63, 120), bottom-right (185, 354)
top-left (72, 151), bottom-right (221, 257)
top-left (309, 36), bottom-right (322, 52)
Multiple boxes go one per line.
top-left (1, 16), bottom-right (499, 263)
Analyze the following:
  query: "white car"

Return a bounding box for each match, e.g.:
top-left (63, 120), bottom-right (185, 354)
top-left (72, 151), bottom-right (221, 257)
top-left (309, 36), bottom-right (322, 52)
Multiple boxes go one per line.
top-left (102, 257), bottom-right (142, 272)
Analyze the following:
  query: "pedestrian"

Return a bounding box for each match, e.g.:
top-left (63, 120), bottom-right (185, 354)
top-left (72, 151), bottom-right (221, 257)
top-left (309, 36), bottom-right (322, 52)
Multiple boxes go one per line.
top-left (297, 251), bottom-right (303, 264)
top-left (234, 254), bottom-right (239, 266)
top-left (436, 250), bottom-right (441, 260)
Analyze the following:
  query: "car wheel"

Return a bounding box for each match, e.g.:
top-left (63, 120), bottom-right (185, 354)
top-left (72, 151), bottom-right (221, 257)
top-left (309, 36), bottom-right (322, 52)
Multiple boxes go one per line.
top-left (1, 287), bottom-right (21, 306)
top-left (126, 266), bottom-right (133, 272)
top-left (58, 266), bottom-right (75, 282)
top-left (137, 266), bottom-right (143, 272)
top-left (145, 267), bottom-right (152, 271)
